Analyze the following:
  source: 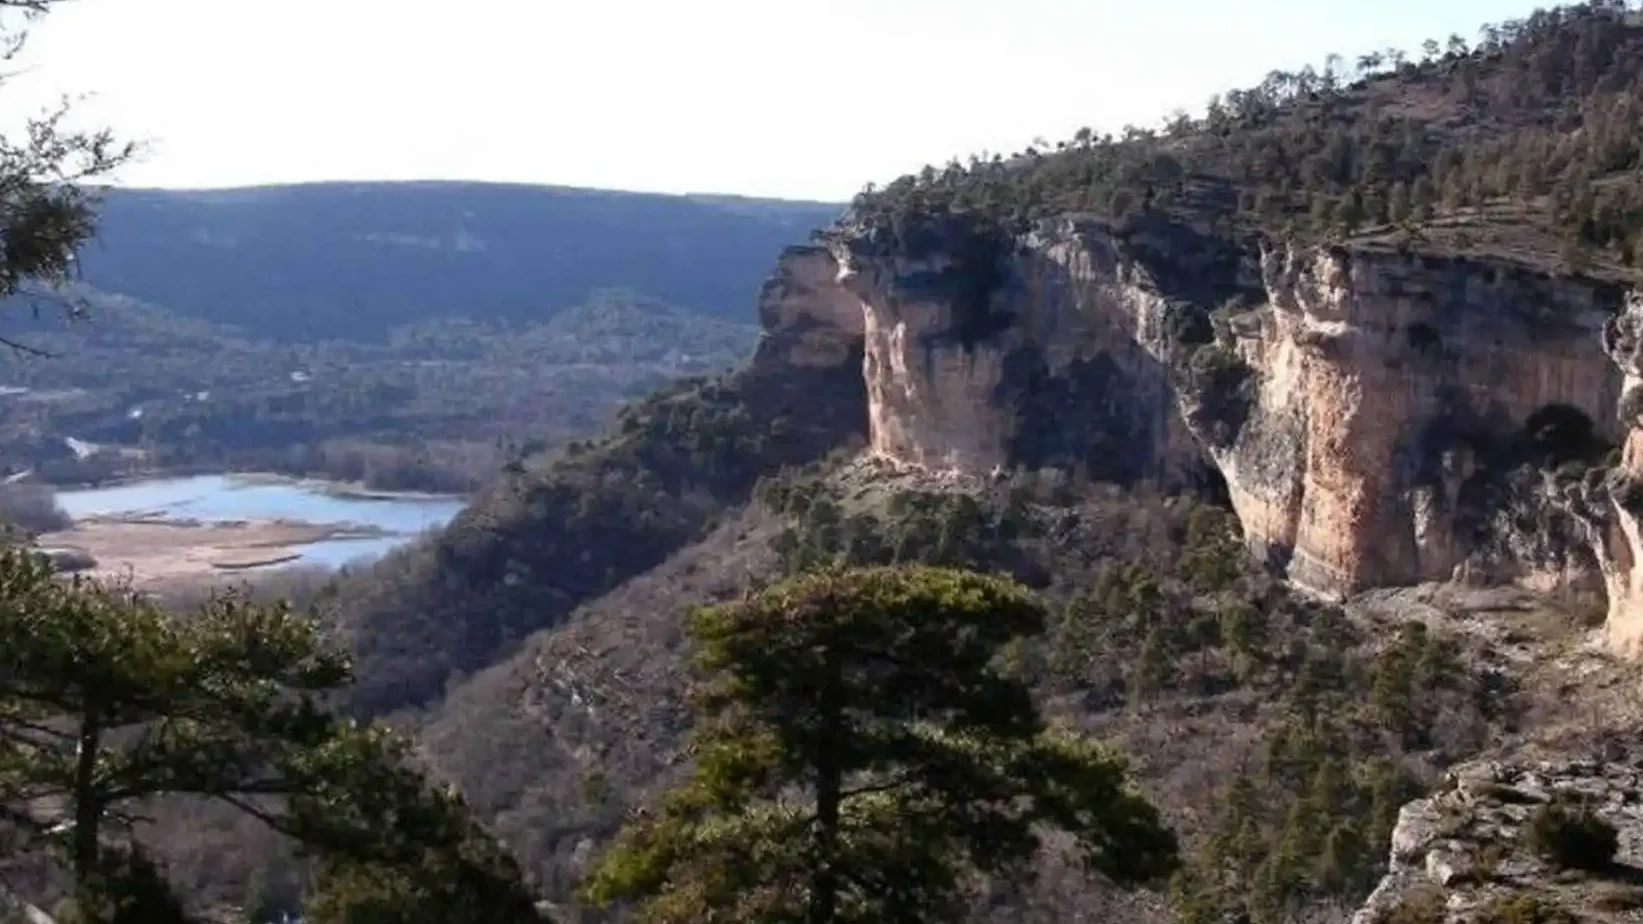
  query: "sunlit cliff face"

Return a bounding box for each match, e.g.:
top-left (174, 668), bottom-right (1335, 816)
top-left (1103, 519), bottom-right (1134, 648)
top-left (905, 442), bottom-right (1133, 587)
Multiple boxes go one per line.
top-left (760, 222), bottom-right (1643, 655)
top-left (1590, 296), bottom-right (1643, 655)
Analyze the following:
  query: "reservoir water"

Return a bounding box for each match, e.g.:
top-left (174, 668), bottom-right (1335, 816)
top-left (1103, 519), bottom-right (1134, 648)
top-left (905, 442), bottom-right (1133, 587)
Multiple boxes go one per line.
top-left (55, 474), bottom-right (467, 568)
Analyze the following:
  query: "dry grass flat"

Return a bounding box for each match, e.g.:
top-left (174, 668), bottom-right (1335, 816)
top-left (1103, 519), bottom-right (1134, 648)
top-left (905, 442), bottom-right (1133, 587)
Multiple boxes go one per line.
top-left (38, 516), bottom-right (369, 589)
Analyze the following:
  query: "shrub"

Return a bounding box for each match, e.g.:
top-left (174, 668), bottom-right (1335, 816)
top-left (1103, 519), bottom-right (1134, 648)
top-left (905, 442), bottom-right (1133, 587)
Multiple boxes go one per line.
top-left (0, 483), bottom-right (71, 535)
top-left (1380, 888), bottom-right (1447, 924)
top-left (1523, 802), bottom-right (1618, 871)
top-left (1183, 344), bottom-right (1254, 447)
top-left (1479, 894), bottom-right (1578, 924)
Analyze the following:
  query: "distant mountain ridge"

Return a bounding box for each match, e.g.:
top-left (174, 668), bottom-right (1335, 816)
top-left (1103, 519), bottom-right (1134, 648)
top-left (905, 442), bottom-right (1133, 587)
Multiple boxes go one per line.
top-left (75, 181), bottom-right (842, 341)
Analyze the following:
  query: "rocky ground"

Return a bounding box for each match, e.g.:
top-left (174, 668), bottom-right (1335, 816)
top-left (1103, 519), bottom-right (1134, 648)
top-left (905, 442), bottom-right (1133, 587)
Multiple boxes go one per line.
top-left (1355, 759), bottom-right (1643, 924)
top-left (1344, 582), bottom-right (1643, 924)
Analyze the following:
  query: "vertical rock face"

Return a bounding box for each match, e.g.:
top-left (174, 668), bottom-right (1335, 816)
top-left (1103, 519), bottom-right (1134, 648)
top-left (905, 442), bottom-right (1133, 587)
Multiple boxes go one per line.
top-left (1225, 246), bottom-right (1622, 597)
top-left (755, 218), bottom-right (1643, 647)
top-left (826, 218), bottom-right (1227, 488)
top-left (1587, 294), bottom-right (1643, 654)
top-left (753, 242), bottom-right (865, 373)
top-left (843, 245), bottom-right (1013, 472)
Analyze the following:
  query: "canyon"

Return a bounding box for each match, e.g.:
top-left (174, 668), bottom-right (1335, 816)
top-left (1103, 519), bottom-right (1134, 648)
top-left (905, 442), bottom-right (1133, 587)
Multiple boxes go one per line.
top-left (319, 12), bottom-right (1643, 921)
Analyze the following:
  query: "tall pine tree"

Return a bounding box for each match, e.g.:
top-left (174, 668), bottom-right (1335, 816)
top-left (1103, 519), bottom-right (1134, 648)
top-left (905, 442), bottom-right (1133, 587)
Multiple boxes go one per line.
top-left (582, 565), bottom-right (1178, 924)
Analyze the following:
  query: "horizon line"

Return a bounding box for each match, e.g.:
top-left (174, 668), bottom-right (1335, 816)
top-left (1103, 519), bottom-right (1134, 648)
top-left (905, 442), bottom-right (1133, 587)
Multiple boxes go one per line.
top-left (88, 178), bottom-right (848, 207)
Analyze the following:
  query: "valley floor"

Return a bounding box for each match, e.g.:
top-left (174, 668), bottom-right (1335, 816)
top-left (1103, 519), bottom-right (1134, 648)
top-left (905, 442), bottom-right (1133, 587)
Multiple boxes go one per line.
top-left (38, 516), bottom-right (377, 588)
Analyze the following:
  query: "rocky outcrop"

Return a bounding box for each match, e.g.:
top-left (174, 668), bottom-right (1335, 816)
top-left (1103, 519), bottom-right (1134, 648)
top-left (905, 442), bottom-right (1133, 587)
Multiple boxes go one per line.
top-left (822, 216), bottom-right (1238, 488)
top-left (1222, 246), bottom-right (1622, 597)
top-left (753, 242), bottom-right (865, 373)
top-left (752, 216), bottom-right (1643, 644)
top-left (1582, 294), bottom-right (1643, 655)
top-left (1353, 758), bottom-right (1643, 924)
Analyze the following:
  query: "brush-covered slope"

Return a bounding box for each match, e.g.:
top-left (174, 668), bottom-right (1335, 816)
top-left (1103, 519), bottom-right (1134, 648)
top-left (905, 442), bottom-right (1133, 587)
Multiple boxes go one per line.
top-left (333, 245), bottom-right (867, 715)
top-left (0, 182), bottom-right (833, 488)
top-left (325, 4), bottom-right (1643, 923)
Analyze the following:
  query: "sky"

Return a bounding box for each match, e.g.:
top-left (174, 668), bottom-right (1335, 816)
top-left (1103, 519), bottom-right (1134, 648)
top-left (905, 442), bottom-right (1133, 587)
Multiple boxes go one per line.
top-left (0, 0), bottom-right (1558, 202)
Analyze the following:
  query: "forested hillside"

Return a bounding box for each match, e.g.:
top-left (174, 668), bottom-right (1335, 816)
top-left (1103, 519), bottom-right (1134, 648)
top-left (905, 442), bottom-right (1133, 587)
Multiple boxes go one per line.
top-left (14, 2), bottom-right (1642, 922)
top-left (0, 288), bottom-right (759, 491)
top-left (0, 183), bottom-right (838, 490)
top-left (353, 0), bottom-right (1643, 725)
top-left (314, 4), bottom-right (1643, 924)
top-left (852, 0), bottom-right (1643, 278)
top-left (77, 183), bottom-right (841, 340)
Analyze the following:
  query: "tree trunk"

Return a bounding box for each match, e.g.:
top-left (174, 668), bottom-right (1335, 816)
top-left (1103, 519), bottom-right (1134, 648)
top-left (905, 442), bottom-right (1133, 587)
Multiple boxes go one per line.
top-left (72, 709), bottom-right (105, 922)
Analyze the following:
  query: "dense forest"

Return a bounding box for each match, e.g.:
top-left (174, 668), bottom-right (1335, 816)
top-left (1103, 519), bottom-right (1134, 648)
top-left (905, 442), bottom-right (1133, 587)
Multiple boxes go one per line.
top-left (0, 182), bottom-right (837, 492)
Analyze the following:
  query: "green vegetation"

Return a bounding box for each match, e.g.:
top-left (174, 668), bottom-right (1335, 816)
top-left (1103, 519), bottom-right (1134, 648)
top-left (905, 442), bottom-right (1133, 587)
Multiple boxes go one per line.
top-left (1481, 894), bottom-right (1581, 924)
top-left (0, 550), bottom-right (544, 923)
top-left (337, 346), bottom-right (865, 716)
top-left (1182, 344), bottom-right (1255, 448)
top-left (14, 2), bottom-right (1630, 921)
top-left (581, 566), bottom-right (1177, 924)
top-left (528, 462), bottom-right (1497, 923)
top-left (0, 289), bottom-right (759, 492)
top-left (850, 1), bottom-right (1643, 275)
top-left (1524, 802), bottom-right (1620, 870)
top-left (758, 473), bottom-right (1039, 576)
top-left (0, 2), bottom-right (131, 338)
top-left (398, 438), bottom-right (1533, 921)
top-left (753, 471), bottom-right (1496, 923)
top-left (289, 729), bottom-right (546, 924)
top-left (1171, 619), bottom-right (1481, 924)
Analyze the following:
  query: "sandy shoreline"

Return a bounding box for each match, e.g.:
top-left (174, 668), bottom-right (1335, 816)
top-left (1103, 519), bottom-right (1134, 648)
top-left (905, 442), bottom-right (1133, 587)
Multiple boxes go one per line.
top-left (38, 516), bottom-right (385, 586)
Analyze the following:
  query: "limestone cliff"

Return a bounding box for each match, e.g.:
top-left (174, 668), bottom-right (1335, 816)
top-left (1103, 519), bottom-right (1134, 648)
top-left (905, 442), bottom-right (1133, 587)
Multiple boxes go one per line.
top-left (1352, 758), bottom-right (1643, 924)
top-left (818, 216), bottom-right (1241, 488)
top-left (1581, 294), bottom-right (1643, 655)
top-left (1224, 245), bottom-right (1622, 597)
top-left (755, 214), bottom-right (1643, 645)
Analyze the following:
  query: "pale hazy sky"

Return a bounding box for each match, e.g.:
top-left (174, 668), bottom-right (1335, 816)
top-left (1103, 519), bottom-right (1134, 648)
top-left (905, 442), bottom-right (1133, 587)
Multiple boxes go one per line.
top-left (4, 0), bottom-right (1549, 201)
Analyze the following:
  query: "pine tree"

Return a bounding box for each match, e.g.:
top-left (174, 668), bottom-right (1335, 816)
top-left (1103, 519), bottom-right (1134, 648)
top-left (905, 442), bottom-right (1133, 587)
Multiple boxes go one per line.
top-left (1220, 603), bottom-right (1266, 683)
top-left (0, 550), bottom-right (543, 924)
top-left (1132, 628), bottom-right (1175, 699)
top-left (581, 565), bottom-right (1178, 924)
top-left (1050, 592), bottom-right (1100, 687)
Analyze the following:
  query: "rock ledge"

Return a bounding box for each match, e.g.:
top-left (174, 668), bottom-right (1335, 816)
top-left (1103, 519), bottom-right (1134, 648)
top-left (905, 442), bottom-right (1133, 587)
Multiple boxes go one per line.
top-left (1355, 758), bottom-right (1643, 924)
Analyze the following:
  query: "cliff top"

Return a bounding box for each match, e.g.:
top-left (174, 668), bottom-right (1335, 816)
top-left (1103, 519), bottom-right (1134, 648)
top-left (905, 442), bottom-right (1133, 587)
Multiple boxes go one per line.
top-left (845, 1), bottom-right (1643, 280)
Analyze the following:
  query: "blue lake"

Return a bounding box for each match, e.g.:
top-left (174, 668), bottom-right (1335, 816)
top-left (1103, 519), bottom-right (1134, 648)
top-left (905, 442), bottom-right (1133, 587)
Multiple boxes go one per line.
top-left (56, 474), bottom-right (467, 569)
